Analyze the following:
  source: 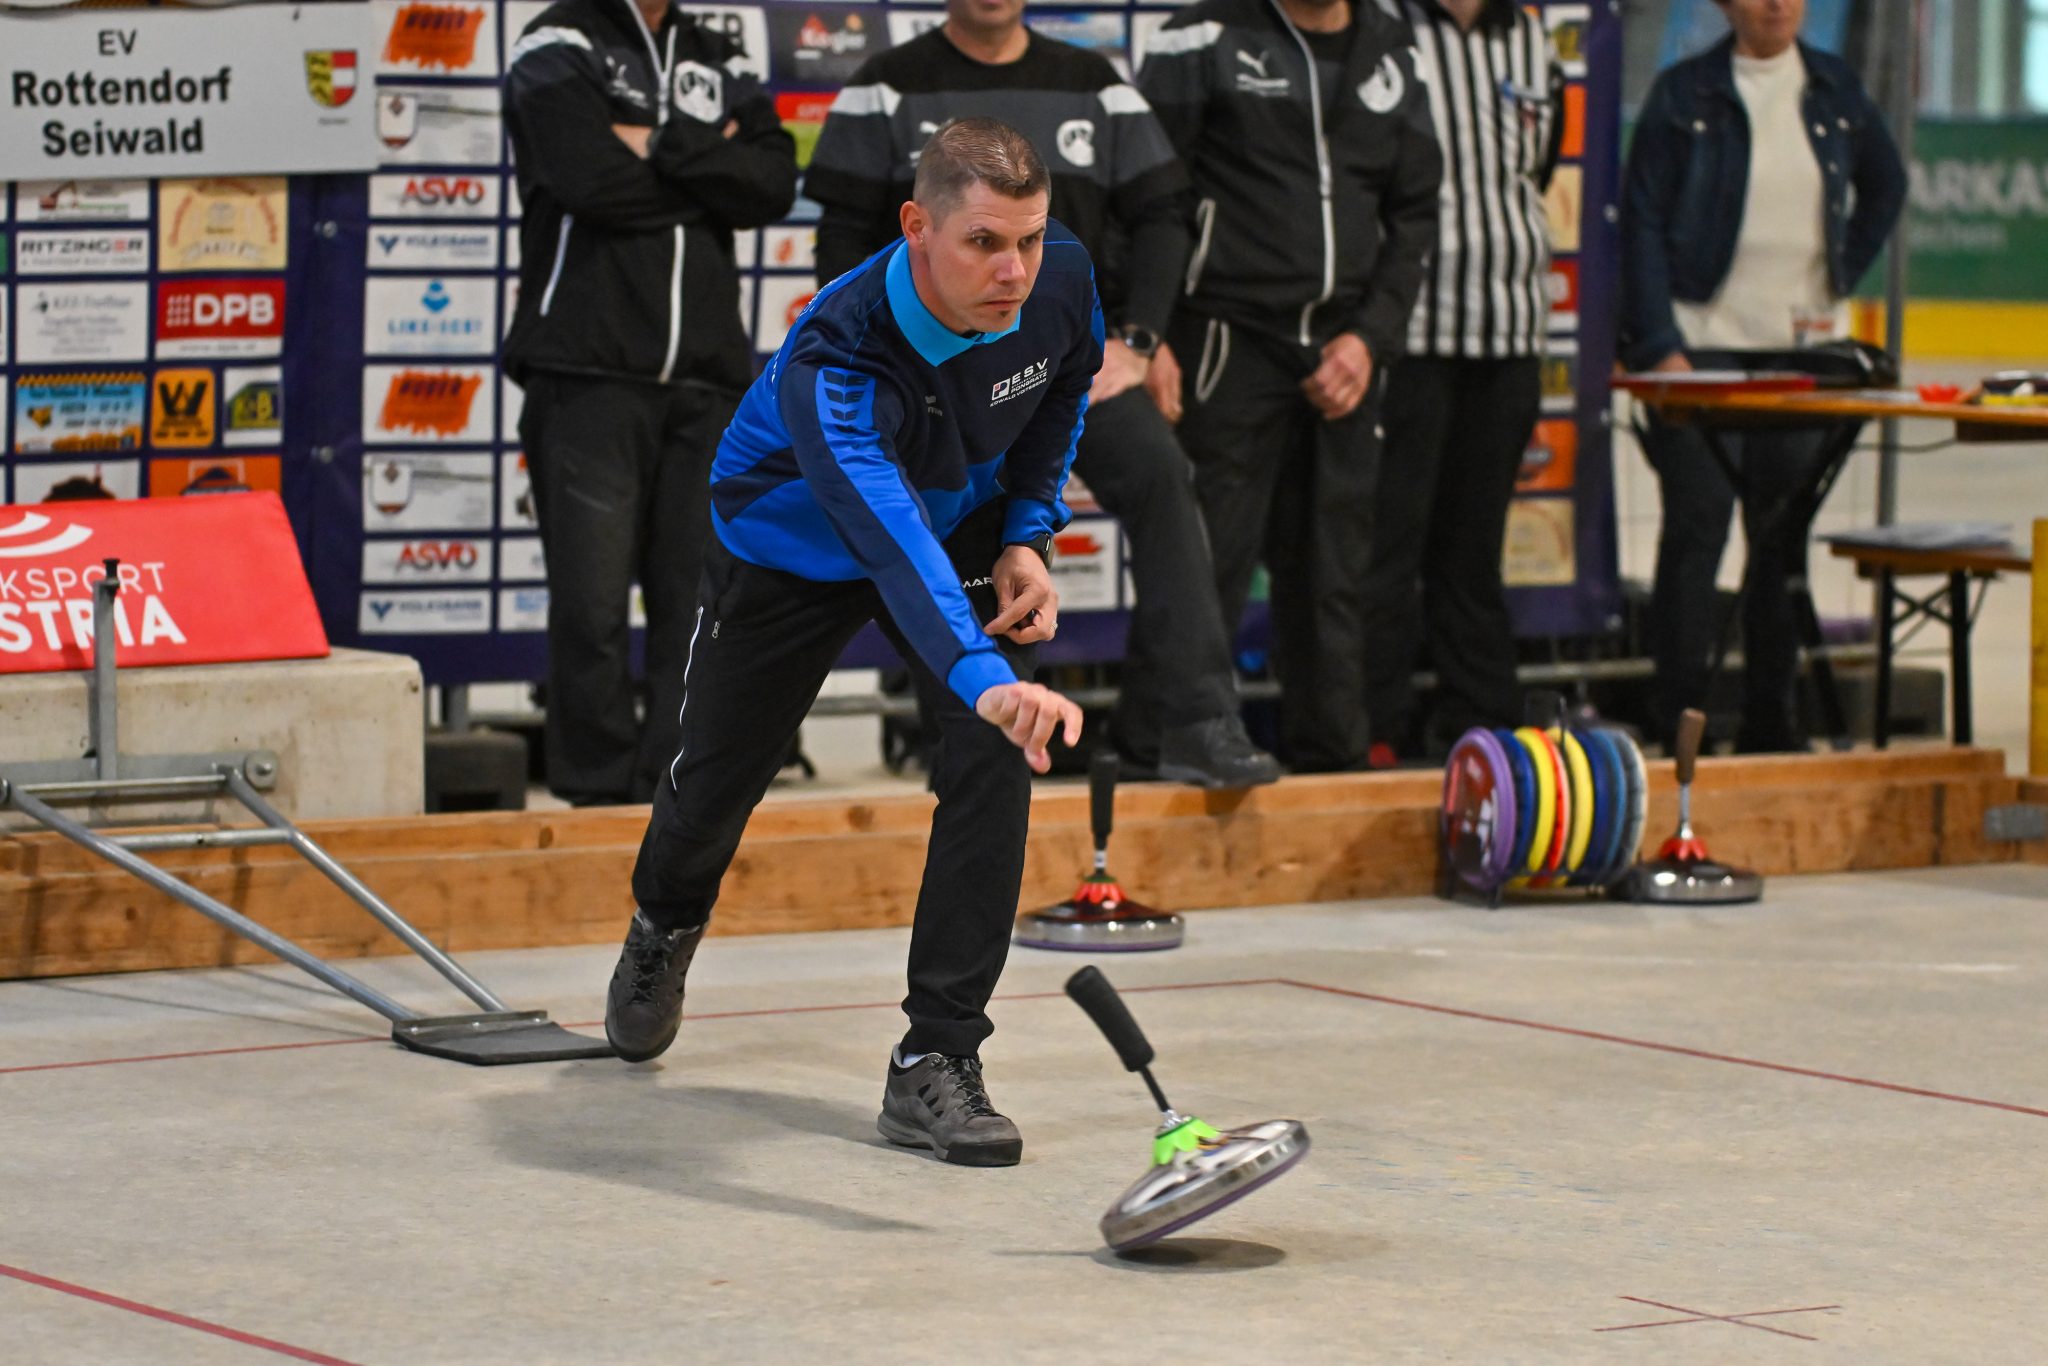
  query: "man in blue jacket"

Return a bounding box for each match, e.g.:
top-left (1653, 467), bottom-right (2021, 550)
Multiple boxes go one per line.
top-left (604, 119), bottom-right (1099, 1168)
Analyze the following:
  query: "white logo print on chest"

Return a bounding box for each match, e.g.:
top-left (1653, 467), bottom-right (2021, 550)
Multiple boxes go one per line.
top-left (990, 359), bottom-right (1050, 406)
top-left (672, 62), bottom-right (725, 124)
top-left (1234, 47), bottom-right (1290, 96)
top-left (1358, 54), bottom-right (1406, 113)
top-left (604, 56), bottom-right (652, 109)
top-left (1057, 118), bottom-right (1096, 168)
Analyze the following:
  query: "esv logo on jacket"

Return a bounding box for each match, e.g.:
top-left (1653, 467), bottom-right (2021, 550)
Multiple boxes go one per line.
top-left (991, 359), bottom-right (1051, 405)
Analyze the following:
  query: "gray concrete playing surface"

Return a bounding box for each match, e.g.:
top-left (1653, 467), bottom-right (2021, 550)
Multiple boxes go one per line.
top-left (5, 864), bottom-right (2047, 1363)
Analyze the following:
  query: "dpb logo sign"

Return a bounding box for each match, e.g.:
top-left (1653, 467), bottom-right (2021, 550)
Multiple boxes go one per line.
top-left (157, 279), bottom-right (287, 358)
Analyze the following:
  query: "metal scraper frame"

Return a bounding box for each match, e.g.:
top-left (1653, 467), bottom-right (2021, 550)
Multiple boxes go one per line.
top-left (0, 564), bottom-right (613, 1066)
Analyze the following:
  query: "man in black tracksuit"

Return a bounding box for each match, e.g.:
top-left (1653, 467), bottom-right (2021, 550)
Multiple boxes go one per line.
top-left (803, 0), bottom-right (1279, 788)
top-left (504, 0), bottom-right (797, 804)
top-left (1140, 0), bottom-right (1440, 770)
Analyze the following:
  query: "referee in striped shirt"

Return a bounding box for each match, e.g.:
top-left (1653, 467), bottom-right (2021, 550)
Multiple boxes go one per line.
top-left (1360, 0), bottom-right (1563, 763)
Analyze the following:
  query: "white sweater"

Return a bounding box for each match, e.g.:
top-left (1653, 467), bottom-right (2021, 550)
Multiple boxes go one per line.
top-left (1673, 47), bottom-right (1838, 352)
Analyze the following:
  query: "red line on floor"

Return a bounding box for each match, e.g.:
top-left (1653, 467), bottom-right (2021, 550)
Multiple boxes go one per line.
top-left (0, 1262), bottom-right (361, 1365)
top-left (0, 979), bottom-right (1282, 1076)
top-left (10, 974), bottom-right (2043, 1121)
top-left (559, 976), bottom-right (1286, 1031)
top-left (0, 1033), bottom-right (387, 1076)
top-left (1278, 978), bottom-right (2048, 1119)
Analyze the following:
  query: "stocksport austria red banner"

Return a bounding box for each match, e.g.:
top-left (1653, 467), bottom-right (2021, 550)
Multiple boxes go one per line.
top-left (0, 491), bottom-right (329, 673)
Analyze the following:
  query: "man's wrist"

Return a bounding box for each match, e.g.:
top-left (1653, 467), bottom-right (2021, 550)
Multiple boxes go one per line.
top-left (1005, 533), bottom-right (1056, 567)
top-left (1114, 323), bottom-right (1162, 359)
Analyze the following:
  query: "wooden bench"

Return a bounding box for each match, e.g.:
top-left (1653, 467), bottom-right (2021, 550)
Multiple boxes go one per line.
top-left (1827, 539), bottom-right (2032, 747)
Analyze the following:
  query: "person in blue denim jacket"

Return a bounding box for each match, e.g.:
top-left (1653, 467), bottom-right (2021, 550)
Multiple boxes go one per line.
top-left (1620, 0), bottom-right (1904, 752)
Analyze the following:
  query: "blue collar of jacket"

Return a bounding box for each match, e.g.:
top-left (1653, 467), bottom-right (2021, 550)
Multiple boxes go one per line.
top-left (885, 242), bottom-right (1021, 366)
top-left (1690, 34), bottom-right (1849, 103)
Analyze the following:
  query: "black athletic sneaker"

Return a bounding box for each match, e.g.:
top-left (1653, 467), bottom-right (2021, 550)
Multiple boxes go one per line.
top-left (604, 911), bottom-right (706, 1062)
top-left (1156, 715), bottom-right (1283, 789)
top-left (877, 1053), bottom-right (1023, 1167)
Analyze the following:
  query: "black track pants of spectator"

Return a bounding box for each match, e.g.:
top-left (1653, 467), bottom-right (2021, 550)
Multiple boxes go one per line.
top-left (1641, 412), bottom-right (1832, 751)
top-left (1169, 315), bottom-right (1381, 771)
top-left (630, 508), bottom-right (1035, 1059)
top-left (1362, 356), bottom-right (1538, 752)
top-left (518, 372), bottom-right (735, 804)
top-left (1071, 387), bottom-right (1241, 765)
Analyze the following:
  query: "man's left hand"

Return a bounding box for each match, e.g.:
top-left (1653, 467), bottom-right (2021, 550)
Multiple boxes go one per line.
top-left (1088, 338), bottom-right (1150, 406)
top-left (984, 544), bottom-right (1058, 644)
top-left (1301, 333), bottom-right (1374, 420)
top-left (612, 124), bottom-right (653, 158)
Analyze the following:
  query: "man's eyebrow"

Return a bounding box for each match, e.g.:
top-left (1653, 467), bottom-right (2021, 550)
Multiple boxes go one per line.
top-left (961, 220), bottom-right (1049, 239)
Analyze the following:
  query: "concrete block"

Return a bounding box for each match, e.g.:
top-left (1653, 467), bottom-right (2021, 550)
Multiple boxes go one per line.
top-left (1, 647), bottom-right (423, 830)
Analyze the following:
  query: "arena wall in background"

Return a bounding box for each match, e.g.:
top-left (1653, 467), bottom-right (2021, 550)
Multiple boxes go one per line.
top-left (0, 0), bottom-right (1623, 686)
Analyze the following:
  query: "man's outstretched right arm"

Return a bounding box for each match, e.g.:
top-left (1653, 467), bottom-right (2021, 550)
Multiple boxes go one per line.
top-left (776, 357), bottom-right (1082, 768)
top-left (778, 359), bottom-right (1016, 709)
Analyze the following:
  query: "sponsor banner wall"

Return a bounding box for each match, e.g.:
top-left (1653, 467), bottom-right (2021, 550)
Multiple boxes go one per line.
top-left (3, 0), bottom-right (1620, 682)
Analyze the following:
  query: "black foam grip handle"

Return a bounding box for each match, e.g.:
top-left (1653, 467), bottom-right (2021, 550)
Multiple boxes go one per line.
top-left (1090, 750), bottom-right (1118, 849)
top-left (1065, 966), bottom-right (1154, 1072)
top-left (1675, 708), bottom-right (1706, 786)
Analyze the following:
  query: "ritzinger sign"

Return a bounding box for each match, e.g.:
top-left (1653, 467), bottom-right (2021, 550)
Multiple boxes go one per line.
top-left (0, 4), bottom-right (377, 179)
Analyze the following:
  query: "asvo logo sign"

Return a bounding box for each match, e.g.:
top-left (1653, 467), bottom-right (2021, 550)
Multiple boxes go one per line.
top-left (368, 173), bottom-right (501, 219)
top-left (362, 538), bottom-right (494, 584)
top-left (156, 279), bottom-right (285, 358)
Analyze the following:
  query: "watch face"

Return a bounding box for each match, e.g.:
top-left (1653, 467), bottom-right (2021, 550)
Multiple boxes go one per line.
top-left (1119, 325), bottom-right (1160, 357)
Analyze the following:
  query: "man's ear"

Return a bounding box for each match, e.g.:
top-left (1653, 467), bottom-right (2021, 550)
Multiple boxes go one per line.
top-left (899, 199), bottom-right (928, 246)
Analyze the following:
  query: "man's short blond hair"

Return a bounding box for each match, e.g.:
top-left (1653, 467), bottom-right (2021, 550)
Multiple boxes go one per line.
top-left (912, 117), bottom-right (1050, 220)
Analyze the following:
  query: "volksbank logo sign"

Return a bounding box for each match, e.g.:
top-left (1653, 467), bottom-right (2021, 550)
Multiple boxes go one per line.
top-left (358, 589), bottom-right (490, 634)
top-left (368, 226), bottom-right (498, 270)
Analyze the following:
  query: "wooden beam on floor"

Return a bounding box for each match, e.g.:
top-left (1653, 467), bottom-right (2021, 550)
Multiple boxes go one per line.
top-left (2020, 779), bottom-right (2048, 867)
top-left (0, 748), bottom-right (2022, 982)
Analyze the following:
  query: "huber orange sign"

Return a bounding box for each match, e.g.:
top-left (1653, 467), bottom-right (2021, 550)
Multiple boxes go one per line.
top-left (382, 3), bottom-right (489, 72)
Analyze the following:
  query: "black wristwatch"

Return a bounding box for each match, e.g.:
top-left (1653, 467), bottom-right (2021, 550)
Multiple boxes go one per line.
top-left (1116, 323), bottom-right (1162, 359)
top-left (1015, 533), bottom-right (1056, 567)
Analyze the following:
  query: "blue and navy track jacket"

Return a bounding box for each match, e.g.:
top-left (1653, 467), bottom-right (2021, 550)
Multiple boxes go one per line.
top-left (710, 221), bottom-right (1104, 709)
